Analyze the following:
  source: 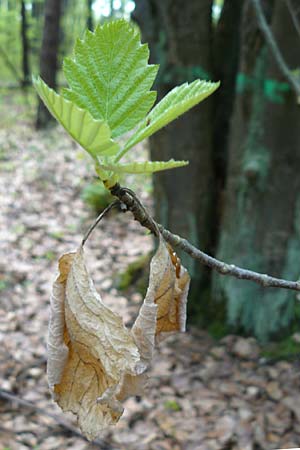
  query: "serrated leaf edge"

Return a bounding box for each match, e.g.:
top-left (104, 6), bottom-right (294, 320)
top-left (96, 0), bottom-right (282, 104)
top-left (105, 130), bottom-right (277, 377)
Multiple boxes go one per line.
top-left (99, 159), bottom-right (189, 174)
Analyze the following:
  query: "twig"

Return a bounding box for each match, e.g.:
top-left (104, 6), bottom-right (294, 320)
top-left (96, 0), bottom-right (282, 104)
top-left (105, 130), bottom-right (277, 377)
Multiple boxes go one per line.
top-left (82, 200), bottom-right (120, 246)
top-left (251, 0), bottom-right (300, 101)
top-left (110, 184), bottom-right (159, 236)
top-left (110, 183), bottom-right (300, 292)
top-left (285, 0), bottom-right (300, 40)
top-left (0, 389), bottom-right (114, 448)
top-left (158, 226), bottom-right (300, 291)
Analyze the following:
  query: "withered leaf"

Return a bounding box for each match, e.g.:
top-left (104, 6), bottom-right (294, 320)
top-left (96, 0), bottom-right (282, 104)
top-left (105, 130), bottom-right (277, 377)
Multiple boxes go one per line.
top-left (47, 253), bottom-right (74, 387)
top-left (116, 242), bottom-right (164, 401)
top-left (148, 237), bottom-right (190, 342)
top-left (48, 234), bottom-right (190, 439)
top-left (118, 237), bottom-right (190, 400)
top-left (48, 246), bottom-right (141, 440)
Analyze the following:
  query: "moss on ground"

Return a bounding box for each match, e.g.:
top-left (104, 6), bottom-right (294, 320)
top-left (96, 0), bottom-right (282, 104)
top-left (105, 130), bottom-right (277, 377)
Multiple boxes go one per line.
top-left (116, 252), bottom-right (152, 296)
top-left (261, 336), bottom-right (300, 360)
top-left (164, 400), bottom-right (181, 412)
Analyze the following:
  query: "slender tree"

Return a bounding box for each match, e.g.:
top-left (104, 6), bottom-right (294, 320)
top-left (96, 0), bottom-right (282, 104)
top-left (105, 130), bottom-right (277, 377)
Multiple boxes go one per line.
top-left (20, 0), bottom-right (31, 87)
top-left (87, 0), bottom-right (93, 31)
top-left (36, 0), bottom-right (62, 129)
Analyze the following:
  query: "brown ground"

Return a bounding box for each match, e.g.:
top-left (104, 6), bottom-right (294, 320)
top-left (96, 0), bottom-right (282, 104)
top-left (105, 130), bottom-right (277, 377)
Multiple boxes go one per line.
top-left (1, 94), bottom-right (300, 450)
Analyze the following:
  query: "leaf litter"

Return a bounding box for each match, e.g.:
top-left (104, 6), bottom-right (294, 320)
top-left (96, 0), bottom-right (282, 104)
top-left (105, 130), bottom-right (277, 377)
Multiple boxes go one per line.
top-left (1, 113), bottom-right (300, 449)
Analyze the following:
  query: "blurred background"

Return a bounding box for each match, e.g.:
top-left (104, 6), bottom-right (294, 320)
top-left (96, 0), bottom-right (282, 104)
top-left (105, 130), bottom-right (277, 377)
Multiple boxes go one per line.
top-left (1, 0), bottom-right (300, 449)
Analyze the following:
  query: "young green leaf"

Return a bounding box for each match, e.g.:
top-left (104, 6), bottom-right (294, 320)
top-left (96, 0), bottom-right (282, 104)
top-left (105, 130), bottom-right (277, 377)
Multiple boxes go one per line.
top-left (99, 159), bottom-right (189, 174)
top-left (33, 76), bottom-right (119, 158)
top-left (62, 19), bottom-right (158, 138)
top-left (119, 80), bottom-right (220, 157)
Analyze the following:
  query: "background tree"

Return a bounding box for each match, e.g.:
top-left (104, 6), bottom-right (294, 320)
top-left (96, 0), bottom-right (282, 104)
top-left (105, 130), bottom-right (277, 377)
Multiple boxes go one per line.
top-left (215, 0), bottom-right (300, 339)
top-left (87, 0), bottom-right (94, 31)
top-left (135, 0), bottom-right (300, 340)
top-left (36, 0), bottom-right (62, 128)
top-left (133, 0), bottom-right (216, 312)
top-left (20, 0), bottom-right (31, 87)
top-left (134, 0), bottom-right (245, 325)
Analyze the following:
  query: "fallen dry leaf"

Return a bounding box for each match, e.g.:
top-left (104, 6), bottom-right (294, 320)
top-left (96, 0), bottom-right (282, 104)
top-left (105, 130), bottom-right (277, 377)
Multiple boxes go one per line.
top-left (48, 246), bottom-right (141, 440)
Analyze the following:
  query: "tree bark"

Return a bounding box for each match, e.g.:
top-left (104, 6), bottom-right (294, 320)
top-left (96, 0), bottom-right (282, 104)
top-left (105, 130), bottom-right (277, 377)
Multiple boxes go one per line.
top-left (134, 0), bottom-right (244, 324)
top-left (212, 0), bottom-right (245, 246)
top-left (20, 0), bottom-right (31, 87)
top-left (36, 0), bottom-right (62, 129)
top-left (134, 0), bottom-right (215, 319)
top-left (215, 0), bottom-right (300, 340)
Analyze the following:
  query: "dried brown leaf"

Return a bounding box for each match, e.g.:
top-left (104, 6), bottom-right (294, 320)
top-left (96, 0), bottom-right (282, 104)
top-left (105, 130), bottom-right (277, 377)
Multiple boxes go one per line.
top-left (48, 246), bottom-right (141, 440)
top-left (47, 235), bottom-right (190, 438)
top-left (116, 242), bottom-right (163, 401)
top-left (47, 252), bottom-right (75, 387)
top-left (153, 239), bottom-right (190, 341)
top-left (118, 237), bottom-right (190, 400)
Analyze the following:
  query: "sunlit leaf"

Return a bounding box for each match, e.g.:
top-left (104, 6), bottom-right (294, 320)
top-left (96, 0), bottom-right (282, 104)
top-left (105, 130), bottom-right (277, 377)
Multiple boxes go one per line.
top-left (122, 79), bottom-right (220, 154)
top-left (63, 19), bottom-right (158, 138)
top-left (34, 77), bottom-right (119, 158)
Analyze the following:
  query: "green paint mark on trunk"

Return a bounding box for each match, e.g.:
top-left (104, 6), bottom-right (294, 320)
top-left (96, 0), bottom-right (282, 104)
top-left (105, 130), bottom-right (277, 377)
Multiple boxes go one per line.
top-left (237, 73), bottom-right (290, 103)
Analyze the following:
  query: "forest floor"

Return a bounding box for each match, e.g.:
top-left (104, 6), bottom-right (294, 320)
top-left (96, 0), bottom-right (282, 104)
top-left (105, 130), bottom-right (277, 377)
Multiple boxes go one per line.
top-left (1, 91), bottom-right (300, 450)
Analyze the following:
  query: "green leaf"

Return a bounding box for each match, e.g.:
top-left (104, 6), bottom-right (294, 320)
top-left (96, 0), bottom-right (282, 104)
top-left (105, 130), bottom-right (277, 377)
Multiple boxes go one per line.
top-left (33, 76), bottom-right (119, 158)
top-left (62, 19), bottom-right (158, 138)
top-left (99, 159), bottom-right (189, 174)
top-left (120, 80), bottom-right (220, 156)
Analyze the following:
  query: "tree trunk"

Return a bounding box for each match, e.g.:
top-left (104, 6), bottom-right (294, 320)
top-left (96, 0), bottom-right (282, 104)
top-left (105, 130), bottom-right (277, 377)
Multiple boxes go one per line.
top-left (134, 0), bottom-right (244, 325)
top-left (36, 0), bottom-right (62, 129)
top-left (20, 0), bottom-right (30, 87)
top-left (215, 0), bottom-right (300, 340)
top-left (87, 0), bottom-right (93, 31)
top-left (212, 0), bottom-right (245, 247)
top-left (134, 0), bottom-right (215, 321)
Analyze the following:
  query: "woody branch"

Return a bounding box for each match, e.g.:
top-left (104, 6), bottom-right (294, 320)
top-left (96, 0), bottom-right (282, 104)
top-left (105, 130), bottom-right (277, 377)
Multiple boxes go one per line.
top-left (109, 183), bottom-right (300, 293)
